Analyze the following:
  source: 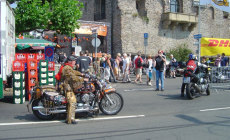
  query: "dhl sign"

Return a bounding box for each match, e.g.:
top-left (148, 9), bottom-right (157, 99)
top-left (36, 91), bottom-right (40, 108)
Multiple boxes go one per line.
top-left (201, 37), bottom-right (230, 56)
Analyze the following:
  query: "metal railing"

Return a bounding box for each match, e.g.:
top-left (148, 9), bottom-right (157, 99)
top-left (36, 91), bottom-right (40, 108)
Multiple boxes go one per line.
top-left (210, 66), bottom-right (230, 90)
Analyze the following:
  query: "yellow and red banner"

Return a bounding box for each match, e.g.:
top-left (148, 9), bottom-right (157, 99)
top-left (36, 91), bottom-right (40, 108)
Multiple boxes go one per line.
top-left (201, 37), bottom-right (230, 56)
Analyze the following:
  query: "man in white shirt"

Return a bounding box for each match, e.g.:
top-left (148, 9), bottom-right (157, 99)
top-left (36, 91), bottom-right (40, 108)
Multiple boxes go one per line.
top-left (122, 53), bottom-right (131, 83)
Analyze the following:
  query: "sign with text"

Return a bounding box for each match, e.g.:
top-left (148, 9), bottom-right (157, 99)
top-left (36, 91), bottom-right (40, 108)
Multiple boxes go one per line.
top-left (201, 37), bottom-right (230, 56)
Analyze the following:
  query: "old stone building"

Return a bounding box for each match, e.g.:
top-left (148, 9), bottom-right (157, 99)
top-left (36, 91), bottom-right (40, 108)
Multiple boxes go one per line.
top-left (79, 0), bottom-right (230, 56)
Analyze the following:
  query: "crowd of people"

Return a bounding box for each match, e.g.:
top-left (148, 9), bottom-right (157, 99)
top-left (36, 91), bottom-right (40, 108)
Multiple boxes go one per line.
top-left (62, 50), bottom-right (180, 92)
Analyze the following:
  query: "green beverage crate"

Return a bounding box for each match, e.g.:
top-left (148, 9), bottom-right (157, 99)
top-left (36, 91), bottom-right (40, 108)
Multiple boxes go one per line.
top-left (48, 71), bottom-right (55, 86)
top-left (13, 72), bottom-right (25, 81)
top-left (39, 78), bottom-right (48, 85)
top-left (13, 96), bottom-right (25, 104)
top-left (13, 79), bottom-right (25, 89)
top-left (13, 88), bottom-right (25, 104)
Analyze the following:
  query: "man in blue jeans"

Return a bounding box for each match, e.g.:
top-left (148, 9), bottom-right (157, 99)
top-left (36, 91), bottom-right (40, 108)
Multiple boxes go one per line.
top-left (155, 50), bottom-right (166, 91)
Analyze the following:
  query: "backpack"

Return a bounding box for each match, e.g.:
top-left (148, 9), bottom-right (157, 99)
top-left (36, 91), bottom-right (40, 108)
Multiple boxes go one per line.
top-left (144, 61), bottom-right (149, 68)
top-left (137, 58), bottom-right (142, 67)
top-left (186, 60), bottom-right (197, 72)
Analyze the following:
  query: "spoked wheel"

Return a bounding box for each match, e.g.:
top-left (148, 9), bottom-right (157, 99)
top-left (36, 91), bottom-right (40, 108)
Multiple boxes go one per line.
top-left (99, 92), bottom-right (123, 115)
top-left (32, 99), bottom-right (56, 120)
top-left (186, 83), bottom-right (197, 99)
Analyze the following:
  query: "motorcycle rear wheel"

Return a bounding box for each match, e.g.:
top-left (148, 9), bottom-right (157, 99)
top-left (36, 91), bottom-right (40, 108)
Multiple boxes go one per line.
top-left (186, 83), bottom-right (196, 99)
top-left (32, 99), bottom-right (56, 120)
top-left (99, 92), bottom-right (123, 115)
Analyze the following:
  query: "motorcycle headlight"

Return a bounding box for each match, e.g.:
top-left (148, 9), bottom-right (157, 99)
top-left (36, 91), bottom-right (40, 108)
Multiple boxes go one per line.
top-left (34, 87), bottom-right (42, 99)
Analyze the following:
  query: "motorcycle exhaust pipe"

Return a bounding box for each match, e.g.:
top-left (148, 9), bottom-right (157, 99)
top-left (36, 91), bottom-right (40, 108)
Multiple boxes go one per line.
top-left (49, 108), bottom-right (99, 114)
top-left (33, 106), bottom-right (98, 114)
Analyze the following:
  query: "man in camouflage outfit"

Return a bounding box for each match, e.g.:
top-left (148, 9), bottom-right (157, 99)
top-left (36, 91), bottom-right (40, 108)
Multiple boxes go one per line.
top-left (56, 56), bottom-right (85, 124)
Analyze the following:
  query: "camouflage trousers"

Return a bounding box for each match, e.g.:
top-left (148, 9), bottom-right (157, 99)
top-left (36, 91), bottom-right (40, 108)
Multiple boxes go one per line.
top-left (65, 91), bottom-right (76, 124)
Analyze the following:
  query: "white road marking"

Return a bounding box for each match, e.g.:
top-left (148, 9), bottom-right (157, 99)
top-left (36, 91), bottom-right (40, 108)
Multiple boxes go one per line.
top-left (0, 115), bottom-right (145, 126)
top-left (200, 107), bottom-right (230, 112)
top-left (124, 88), bottom-right (154, 92)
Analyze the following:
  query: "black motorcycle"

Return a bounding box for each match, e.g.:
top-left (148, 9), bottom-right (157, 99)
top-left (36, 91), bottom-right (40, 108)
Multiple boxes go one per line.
top-left (182, 63), bottom-right (210, 99)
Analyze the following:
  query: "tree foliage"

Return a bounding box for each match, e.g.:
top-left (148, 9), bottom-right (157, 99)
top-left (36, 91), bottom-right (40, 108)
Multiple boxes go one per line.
top-left (166, 44), bottom-right (193, 62)
top-left (14, 0), bottom-right (83, 36)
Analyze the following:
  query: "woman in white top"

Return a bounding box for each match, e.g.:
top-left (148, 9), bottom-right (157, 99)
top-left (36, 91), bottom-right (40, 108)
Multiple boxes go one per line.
top-left (146, 55), bottom-right (153, 86)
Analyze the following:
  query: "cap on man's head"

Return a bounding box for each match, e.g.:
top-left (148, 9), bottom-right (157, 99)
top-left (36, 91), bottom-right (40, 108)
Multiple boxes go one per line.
top-left (67, 56), bottom-right (75, 61)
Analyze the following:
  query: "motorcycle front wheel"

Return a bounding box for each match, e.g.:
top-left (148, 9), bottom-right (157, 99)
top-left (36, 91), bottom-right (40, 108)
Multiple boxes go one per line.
top-left (32, 99), bottom-right (56, 120)
top-left (99, 92), bottom-right (124, 115)
top-left (186, 83), bottom-right (196, 99)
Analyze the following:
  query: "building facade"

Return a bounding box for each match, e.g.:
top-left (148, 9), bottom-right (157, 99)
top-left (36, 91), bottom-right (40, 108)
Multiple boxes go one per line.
top-left (79, 0), bottom-right (230, 56)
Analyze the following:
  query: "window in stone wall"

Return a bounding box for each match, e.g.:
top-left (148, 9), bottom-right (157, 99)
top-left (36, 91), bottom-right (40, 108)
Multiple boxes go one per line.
top-left (170, 0), bottom-right (180, 13)
top-left (223, 11), bottom-right (229, 19)
top-left (209, 7), bottom-right (215, 19)
top-left (94, 0), bottom-right (106, 20)
top-left (84, 2), bottom-right (87, 12)
top-left (136, 0), bottom-right (147, 17)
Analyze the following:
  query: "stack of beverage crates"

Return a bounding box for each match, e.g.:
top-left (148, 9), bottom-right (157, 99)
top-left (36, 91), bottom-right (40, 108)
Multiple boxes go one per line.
top-left (12, 60), bottom-right (25, 104)
top-left (27, 53), bottom-right (38, 100)
top-left (14, 52), bottom-right (56, 102)
top-left (39, 60), bottom-right (49, 86)
top-left (48, 61), bottom-right (55, 86)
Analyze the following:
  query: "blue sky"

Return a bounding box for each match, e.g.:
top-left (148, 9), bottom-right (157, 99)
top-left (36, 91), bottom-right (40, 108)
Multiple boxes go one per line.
top-left (10, 3), bottom-right (17, 8)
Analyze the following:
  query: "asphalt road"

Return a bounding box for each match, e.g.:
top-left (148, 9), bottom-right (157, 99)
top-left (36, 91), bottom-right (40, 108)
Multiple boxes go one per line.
top-left (0, 77), bottom-right (230, 140)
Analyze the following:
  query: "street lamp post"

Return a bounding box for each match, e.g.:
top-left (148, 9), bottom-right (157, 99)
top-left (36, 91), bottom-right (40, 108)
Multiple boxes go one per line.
top-left (92, 29), bottom-right (98, 59)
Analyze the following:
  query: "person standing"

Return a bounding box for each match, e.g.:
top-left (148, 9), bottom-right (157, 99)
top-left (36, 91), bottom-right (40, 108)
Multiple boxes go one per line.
top-left (221, 53), bottom-right (229, 66)
top-left (134, 52), bottom-right (143, 83)
top-left (114, 54), bottom-right (120, 80)
top-left (105, 54), bottom-right (112, 83)
top-left (215, 54), bottom-right (221, 67)
top-left (55, 56), bottom-right (85, 124)
top-left (146, 55), bottom-right (153, 86)
top-left (122, 53), bottom-right (131, 83)
top-left (155, 50), bottom-right (166, 91)
top-left (76, 51), bottom-right (91, 73)
top-left (109, 55), bottom-right (117, 83)
top-left (169, 54), bottom-right (177, 78)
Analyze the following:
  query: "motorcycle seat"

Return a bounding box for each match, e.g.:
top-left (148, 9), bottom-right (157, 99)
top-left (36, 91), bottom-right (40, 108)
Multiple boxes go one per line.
top-left (43, 91), bottom-right (60, 101)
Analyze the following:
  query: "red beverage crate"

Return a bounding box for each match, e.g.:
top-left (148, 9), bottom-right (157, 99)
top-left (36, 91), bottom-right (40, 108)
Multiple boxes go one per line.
top-left (15, 53), bottom-right (27, 62)
top-left (48, 61), bottom-right (55, 71)
top-left (12, 60), bottom-right (25, 72)
top-left (27, 60), bottom-right (37, 70)
top-left (27, 53), bottom-right (36, 60)
top-left (36, 53), bottom-right (45, 61)
top-left (28, 69), bottom-right (38, 78)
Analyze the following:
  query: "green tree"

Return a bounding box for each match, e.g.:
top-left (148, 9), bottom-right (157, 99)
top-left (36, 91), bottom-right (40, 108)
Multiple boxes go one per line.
top-left (166, 44), bottom-right (193, 62)
top-left (15, 0), bottom-right (83, 36)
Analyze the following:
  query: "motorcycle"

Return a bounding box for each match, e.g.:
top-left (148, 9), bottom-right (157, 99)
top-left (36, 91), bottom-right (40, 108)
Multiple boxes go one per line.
top-left (182, 63), bottom-right (210, 99)
top-left (27, 75), bottom-right (124, 120)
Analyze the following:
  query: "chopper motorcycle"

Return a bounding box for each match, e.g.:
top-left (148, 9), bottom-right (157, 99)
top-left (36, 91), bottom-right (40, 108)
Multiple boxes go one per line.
top-left (182, 63), bottom-right (210, 99)
top-left (27, 75), bottom-right (124, 120)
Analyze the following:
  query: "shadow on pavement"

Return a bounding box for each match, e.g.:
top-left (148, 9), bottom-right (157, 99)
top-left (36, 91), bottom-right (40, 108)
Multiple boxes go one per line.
top-left (0, 96), bottom-right (13, 104)
top-left (157, 94), bottom-right (185, 100)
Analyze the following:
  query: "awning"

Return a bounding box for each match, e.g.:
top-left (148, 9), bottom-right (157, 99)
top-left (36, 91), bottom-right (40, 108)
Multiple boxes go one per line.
top-left (15, 39), bottom-right (56, 50)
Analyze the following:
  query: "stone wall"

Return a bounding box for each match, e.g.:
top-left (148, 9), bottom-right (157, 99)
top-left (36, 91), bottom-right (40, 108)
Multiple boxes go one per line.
top-left (80, 0), bottom-right (230, 57)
